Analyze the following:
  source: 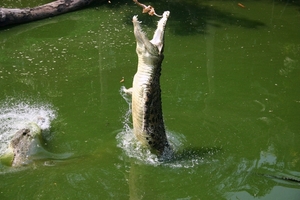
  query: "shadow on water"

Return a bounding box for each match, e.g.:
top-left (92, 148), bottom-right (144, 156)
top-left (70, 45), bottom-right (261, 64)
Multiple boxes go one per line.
top-left (3, 0), bottom-right (300, 34)
top-left (259, 0), bottom-right (300, 7)
top-left (1, 0), bottom-right (266, 35)
top-left (167, 1), bottom-right (265, 35)
top-left (116, 0), bottom-right (266, 35)
top-left (169, 146), bottom-right (221, 163)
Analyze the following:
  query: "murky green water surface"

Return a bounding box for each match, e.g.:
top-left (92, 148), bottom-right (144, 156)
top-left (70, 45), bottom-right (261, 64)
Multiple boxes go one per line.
top-left (1, 0), bottom-right (300, 199)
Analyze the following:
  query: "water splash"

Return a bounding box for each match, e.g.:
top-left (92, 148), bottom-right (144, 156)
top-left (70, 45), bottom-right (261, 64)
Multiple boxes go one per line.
top-left (117, 88), bottom-right (217, 168)
top-left (0, 98), bottom-right (56, 156)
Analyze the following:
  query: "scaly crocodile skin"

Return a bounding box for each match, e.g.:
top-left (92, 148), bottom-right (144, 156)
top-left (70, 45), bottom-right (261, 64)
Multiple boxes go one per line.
top-left (124, 11), bottom-right (172, 157)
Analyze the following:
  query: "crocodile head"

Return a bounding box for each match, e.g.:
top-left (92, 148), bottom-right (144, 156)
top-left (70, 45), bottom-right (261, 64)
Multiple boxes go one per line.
top-left (0, 122), bottom-right (42, 167)
top-left (133, 11), bottom-right (170, 57)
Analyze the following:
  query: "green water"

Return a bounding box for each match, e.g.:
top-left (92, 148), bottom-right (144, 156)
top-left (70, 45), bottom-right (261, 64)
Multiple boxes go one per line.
top-left (1, 0), bottom-right (300, 199)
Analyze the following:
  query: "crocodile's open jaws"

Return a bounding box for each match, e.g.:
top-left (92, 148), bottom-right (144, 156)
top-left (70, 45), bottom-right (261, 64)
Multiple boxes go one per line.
top-left (123, 11), bottom-right (172, 158)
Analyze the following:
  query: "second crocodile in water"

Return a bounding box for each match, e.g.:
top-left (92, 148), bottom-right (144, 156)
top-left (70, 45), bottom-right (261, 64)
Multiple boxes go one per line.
top-left (123, 11), bottom-right (172, 158)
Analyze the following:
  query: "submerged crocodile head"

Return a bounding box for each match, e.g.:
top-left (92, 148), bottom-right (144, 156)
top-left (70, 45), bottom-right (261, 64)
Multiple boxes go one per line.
top-left (0, 122), bottom-right (42, 167)
top-left (0, 121), bottom-right (73, 167)
top-left (123, 11), bottom-right (172, 158)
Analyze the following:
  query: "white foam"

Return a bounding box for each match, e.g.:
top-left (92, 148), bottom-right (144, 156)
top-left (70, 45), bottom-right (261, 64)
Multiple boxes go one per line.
top-left (116, 127), bottom-right (190, 167)
top-left (117, 88), bottom-right (210, 168)
top-left (0, 98), bottom-right (56, 156)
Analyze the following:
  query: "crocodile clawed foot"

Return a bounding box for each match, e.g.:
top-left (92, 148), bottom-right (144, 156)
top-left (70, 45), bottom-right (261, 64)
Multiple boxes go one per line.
top-left (121, 86), bottom-right (133, 96)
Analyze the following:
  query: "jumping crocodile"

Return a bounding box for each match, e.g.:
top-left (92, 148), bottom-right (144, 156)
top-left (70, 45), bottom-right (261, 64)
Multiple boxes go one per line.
top-left (123, 11), bottom-right (172, 158)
